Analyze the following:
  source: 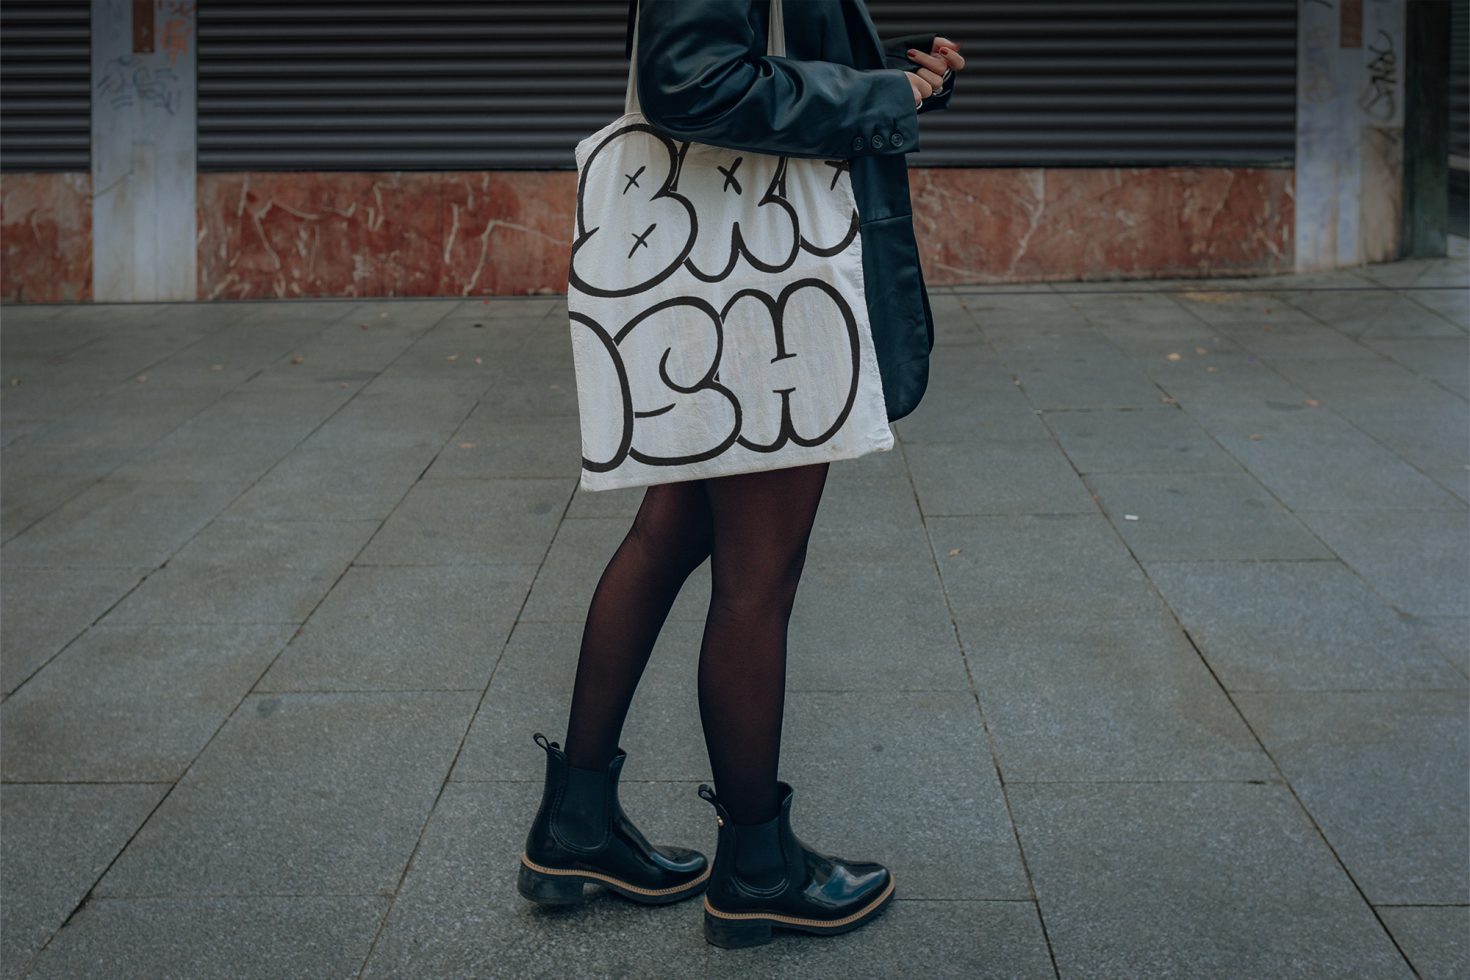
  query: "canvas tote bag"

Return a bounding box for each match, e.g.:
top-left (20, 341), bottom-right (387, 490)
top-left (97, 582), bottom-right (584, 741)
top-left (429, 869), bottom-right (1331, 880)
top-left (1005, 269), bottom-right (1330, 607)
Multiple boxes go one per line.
top-left (565, 0), bottom-right (895, 492)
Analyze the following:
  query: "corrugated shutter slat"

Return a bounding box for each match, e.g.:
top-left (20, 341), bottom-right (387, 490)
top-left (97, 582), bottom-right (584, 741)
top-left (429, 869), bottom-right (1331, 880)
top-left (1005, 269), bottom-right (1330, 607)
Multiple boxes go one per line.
top-left (0, 0), bottom-right (91, 172)
top-left (199, 0), bottom-right (1298, 171)
top-left (866, 0), bottom-right (1296, 166)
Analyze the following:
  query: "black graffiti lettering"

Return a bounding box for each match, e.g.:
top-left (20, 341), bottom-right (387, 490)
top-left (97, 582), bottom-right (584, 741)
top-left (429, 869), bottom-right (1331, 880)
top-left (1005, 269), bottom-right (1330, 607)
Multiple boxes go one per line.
top-left (628, 222), bottom-right (657, 258)
top-left (622, 165), bottom-right (646, 193)
top-left (718, 156), bottom-right (744, 194)
top-left (684, 156), bottom-right (800, 282)
top-left (570, 123), bottom-right (698, 299)
top-left (1359, 29), bottom-right (1398, 122)
top-left (569, 311), bottom-right (635, 474)
top-left (823, 159), bottom-right (850, 191)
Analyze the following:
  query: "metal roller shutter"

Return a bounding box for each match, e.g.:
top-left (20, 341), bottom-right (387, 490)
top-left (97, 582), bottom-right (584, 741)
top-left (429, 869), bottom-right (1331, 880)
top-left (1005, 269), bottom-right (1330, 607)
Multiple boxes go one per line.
top-left (198, 0), bottom-right (1296, 172)
top-left (0, 0), bottom-right (91, 172)
top-left (198, 1), bottom-right (630, 170)
top-left (866, 0), bottom-right (1297, 166)
top-left (1452, 0), bottom-right (1468, 235)
top-left (1452, 0), bottom-right (1468, 161)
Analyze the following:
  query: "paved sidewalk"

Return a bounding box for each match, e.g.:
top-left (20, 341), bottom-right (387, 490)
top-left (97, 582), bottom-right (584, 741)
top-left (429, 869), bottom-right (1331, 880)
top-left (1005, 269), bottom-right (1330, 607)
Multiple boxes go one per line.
top-left (1, 258), bottom-right (1466, 978)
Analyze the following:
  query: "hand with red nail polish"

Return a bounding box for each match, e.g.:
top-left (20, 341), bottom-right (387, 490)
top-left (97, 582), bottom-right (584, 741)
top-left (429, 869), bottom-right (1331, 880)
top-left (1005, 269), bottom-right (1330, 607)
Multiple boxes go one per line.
top-left (904, 35), bottom-right (966, 105)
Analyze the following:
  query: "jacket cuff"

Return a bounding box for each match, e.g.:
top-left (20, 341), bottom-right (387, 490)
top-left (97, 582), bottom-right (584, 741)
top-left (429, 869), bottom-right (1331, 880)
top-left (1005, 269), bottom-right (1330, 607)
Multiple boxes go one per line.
top-left (840, 70), bottom-right (921, 158)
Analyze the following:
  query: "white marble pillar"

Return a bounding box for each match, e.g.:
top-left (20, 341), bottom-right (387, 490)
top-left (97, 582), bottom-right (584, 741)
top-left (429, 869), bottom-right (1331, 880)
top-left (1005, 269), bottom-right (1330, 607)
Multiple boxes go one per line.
top-left (91, 0), bottom-right (197, 301)
top-left (1295, 0), bottom-right (1407, 271)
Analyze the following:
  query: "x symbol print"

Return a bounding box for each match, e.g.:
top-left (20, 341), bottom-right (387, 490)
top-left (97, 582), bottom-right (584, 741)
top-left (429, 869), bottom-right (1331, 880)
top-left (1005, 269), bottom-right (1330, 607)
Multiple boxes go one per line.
top-left (717, 156), bottom-right (744, 194)
top-left (622, 166), bottom-right (646, 194)
top-left (824, 159), bottom-right (851, 191)
top-left (627, 222), bottom-right (657, 258)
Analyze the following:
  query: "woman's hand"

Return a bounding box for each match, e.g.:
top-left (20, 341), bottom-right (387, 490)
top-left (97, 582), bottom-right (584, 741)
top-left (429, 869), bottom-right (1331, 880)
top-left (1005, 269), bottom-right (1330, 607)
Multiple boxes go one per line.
top-left (903, 37), bottom-right (966, 107)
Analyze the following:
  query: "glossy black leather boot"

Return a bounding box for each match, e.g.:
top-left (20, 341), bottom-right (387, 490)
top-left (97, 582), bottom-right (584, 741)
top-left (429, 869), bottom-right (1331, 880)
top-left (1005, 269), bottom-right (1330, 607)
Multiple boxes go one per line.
top-left (517, 732), bottom-right (710, 906)
top-left (697, 780), bottom-right (895, 948)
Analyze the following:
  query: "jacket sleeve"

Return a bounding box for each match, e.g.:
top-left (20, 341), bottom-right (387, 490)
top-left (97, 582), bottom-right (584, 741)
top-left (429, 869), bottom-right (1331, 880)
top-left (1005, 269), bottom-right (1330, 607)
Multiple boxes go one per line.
top-left (633, 0), bottom-right (920, 160)
top-left (881, 31), bottom-right (956, 115)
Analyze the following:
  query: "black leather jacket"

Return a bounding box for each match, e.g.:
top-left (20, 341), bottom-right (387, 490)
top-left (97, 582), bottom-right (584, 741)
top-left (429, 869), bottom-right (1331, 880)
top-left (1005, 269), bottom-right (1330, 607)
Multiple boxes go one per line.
top-left (628, 0), bottom-right (956, 423)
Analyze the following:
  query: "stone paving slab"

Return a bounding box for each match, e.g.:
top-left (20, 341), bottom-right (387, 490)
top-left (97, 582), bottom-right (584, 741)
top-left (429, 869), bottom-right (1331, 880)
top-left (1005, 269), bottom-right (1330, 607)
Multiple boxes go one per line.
top-left (705, 899), bottom-right (1054, 979)
top-left (296, 374), bottom-right (484, 453)
top-left (1403, 285), bottom-right (1470, 323)
top-left (425, 415), bottom-right (582, 481)
top-left (218, 444), bottom-right (441, 523)
top-left (1282, 286), bottom-right (1456, 338)
top-left (785, 558), bottom-right (972, 692)
top-left (956, 610), bottom-right (1273, 782)
top-left (454, 619), bottom-right (709, 783)
top-left (5, 383), bottom-right (225, 455)
top-left (1414, 614), bottom-right (1470, 677)
top-left (927, 513), bottom-right (1170, 625)
top-left (904, 439), bottom-right (1097, 516)
top-left (256, 563), bottom-right (537, 692)
top-left (360, 781), bottom-right (713, 979)
top-left (1234, 690), bottom-right (1470, 906)
top-left (25, 896), bottom-right (388, 980)
top-left (0, 783), bottom-right (167, 980)
top-left (1087, 471), bottom-right (1334, 561)
top-left (0, 477), bottom-right (244, 568)
top-left (1044, 406), bottom-right (1241, 476)
top-left (1, 624), bottom-right (293, 782)
top-left (1, 259), bottom-right (1465, 975)
top-left (96, 691), bottom-right (478, 897)
top-left (0, 564), bottom-right (146, 694)
top-left (1007, 781), bottom-right (1414, 979)
top-left (1293, 509), bottom-right (1470, 617)
top-left (998, 348), bottom-right (1168, 412)
top-left (1209, 415), bottom-right (1463, 512)
top-left (0, 446), bottom-right (135, 542)
top-left (355, 477), bottom-right (572, 567)
top-left (1376, 906), bottom-right (1470, 980)
top-left (777, 689), bottom-right (1030, 902)
top-left (893, 389), bottom-right (1054, 445)
top-left (1172, 289), bottom-right (1321, 329)
top-left (102, 518), bottom-right (379, 625)
top-left (564, 482), bottom-right (643, 519)
top-left (102, 385), bottom-right (359, 486)
top-left (1145, 560), bottom-right (1468, 691)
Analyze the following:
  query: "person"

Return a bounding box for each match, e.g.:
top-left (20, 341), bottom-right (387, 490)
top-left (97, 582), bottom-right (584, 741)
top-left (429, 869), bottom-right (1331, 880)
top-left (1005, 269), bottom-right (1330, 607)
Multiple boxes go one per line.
top-left (518, 0), bottom-right (965, 949)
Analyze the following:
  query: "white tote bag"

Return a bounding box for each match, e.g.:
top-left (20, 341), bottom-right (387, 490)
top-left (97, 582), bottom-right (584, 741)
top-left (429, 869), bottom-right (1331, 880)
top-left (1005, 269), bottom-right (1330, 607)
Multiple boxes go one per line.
top-left (566, 0), bottom-right (894, 492)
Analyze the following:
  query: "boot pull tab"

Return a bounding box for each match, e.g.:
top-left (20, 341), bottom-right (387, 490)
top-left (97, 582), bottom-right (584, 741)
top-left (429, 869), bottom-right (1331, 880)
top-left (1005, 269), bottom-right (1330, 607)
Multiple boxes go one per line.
top-left (697, 783), bottom-right (724, 821)
top-left (532, 732), bottom-right (558, 751)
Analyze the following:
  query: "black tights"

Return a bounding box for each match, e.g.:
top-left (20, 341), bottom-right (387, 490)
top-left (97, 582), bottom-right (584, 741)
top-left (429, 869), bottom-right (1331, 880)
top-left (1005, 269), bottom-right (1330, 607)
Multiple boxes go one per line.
top-left (561, 462), bottom-right (830, 825)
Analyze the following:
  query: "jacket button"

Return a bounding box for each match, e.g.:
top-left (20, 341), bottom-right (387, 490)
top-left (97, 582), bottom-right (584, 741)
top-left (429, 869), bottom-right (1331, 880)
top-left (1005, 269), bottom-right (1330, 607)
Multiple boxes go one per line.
top-left (870, 133), bottom-right (885, 150)
top-left (889, 131), bottom-right (905, 148)
top-left (852, 136), bottom-right (866, 152)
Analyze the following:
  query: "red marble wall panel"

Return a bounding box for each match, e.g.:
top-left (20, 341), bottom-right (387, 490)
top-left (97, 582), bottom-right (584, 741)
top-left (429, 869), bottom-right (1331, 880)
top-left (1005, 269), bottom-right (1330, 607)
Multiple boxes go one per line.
top-left (0, 172), bottom-right (92, 303)
top-left (2, 166), bottom-right (1295, 304)
top-left (196, 170), bottom-right (576, 300)
top-left (909, 166), bottom-right (1295, 284)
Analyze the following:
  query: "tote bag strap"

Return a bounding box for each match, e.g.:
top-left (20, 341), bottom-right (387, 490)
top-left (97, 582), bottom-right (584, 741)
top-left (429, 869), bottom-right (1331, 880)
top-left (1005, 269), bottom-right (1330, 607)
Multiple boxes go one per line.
top-left (625, 0), bottom-right (786, 116)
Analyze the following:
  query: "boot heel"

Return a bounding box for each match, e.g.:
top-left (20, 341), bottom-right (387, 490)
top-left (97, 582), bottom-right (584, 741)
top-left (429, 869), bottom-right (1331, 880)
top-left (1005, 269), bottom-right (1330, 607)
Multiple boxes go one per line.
top-left (704, 910), bottom-right (774, 949)
top-left (517, 862), bottom-right (585, 907)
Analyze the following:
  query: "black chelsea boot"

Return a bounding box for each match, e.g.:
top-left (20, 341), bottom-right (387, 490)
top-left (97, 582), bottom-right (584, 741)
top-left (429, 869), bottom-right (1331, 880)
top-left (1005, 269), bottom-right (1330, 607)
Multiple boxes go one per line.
top-left (697, 780), bottom-right (895, 948)
top-left (517, 732), bottom-right (711, 906)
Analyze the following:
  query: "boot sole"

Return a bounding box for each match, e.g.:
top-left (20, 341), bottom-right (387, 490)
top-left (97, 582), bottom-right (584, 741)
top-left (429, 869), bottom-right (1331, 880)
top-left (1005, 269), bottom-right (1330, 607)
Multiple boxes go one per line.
top-left (702, 875), bottom-right (896, 948)
top-left (518, 852), bottom-right (712, 907)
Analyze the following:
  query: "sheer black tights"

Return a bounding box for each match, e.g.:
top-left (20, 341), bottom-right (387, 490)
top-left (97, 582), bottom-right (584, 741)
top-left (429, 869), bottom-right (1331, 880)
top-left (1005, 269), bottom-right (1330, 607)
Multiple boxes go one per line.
top-left (561, 463), bottom-right (830, 825)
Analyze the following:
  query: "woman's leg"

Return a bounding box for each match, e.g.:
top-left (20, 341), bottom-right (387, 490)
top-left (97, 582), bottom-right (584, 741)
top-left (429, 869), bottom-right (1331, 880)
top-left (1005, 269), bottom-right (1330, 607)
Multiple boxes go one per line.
top-left (698, 462), bottom-right (830, 825)
top-left (561, 479), bottom-right (714, 771)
